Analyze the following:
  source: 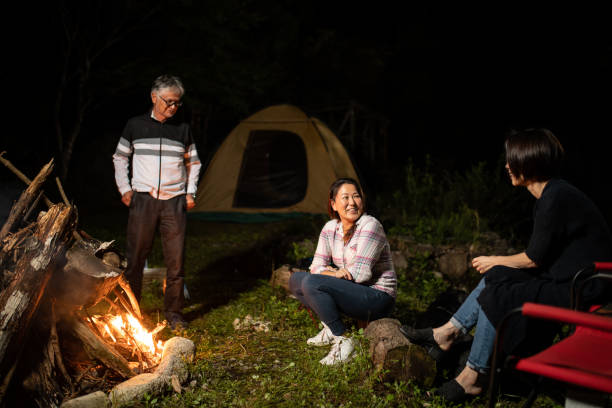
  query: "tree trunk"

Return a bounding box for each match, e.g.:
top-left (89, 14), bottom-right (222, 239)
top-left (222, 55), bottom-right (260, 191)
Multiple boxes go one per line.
top-left (0, 203), bottom-right (76, 401)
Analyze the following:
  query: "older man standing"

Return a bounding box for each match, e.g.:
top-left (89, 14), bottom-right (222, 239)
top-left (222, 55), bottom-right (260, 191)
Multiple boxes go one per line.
top-left (113, 74), bottom-right (201, 329)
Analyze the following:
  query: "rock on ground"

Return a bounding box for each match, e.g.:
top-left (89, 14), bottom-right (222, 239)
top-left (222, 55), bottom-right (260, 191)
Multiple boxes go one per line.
top-left (364, 318), bottom-right (436, 387)
top-left (59, 391), bottom-right (109, 408)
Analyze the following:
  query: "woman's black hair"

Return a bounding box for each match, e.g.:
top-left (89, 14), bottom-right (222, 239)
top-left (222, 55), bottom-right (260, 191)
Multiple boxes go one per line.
top-left (327, 178), bottom-right (365, 219)
top-left (327, 178), bottom-right (365, 243)
top-left (505, 128), bottom-right (564, 182)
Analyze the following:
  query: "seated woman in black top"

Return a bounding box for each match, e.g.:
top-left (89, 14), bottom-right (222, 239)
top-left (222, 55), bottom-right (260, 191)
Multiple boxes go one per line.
top-left (401, 128), bottom-right (612, 402)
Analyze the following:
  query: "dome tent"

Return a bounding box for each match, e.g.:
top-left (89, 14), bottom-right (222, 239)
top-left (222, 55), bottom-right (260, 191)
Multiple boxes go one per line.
top-left (190, 104), bottom-right (360, 222)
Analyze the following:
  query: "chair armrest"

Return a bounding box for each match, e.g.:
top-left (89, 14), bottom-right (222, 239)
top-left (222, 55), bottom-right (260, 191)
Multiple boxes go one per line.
top-left (594, 262), bottom-right (612, 271)
top-left (522, 302), bottom-right (612, 332)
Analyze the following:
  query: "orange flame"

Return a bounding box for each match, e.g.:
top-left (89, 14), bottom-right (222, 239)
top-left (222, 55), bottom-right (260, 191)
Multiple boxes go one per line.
top-left (103, 323), bottom-right (117, 342)
top-left (90, 312), bottom-right (165, 367)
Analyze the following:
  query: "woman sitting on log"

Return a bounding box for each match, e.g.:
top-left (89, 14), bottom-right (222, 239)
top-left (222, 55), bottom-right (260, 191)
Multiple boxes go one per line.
top-left (400, 128), bottom-right (612, 402)
top-left (289, 177), bottom-right (397, 365)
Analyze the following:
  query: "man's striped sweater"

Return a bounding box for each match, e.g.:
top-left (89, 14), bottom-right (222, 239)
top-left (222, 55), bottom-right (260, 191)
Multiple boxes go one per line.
top-left (113, 111), bottom-right (201, 200)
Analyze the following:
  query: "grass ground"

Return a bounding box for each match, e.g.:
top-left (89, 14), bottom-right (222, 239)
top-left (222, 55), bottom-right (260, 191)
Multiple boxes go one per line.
top-left (82, 211), bottom-right (567, 408)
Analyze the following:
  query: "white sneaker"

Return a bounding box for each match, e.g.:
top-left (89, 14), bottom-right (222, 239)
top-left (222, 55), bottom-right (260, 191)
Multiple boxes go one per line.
top-left (307, 322), bottom-right (333, 346)
top-left (319, 336), bottom-right (354, 365)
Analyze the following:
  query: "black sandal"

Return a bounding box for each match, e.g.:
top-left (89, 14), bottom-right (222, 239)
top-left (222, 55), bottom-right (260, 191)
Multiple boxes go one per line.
top-left (399, 326), bottom-right (447, 361)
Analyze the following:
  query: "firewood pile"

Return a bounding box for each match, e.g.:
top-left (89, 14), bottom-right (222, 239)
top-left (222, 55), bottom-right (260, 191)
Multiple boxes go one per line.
top-left (0, 153), bottom-right (166, 407)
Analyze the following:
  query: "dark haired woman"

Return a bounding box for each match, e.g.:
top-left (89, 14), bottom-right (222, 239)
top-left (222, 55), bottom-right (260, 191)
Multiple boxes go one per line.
top-left (400, 128), bottom-right (612, 402)
top-left (289, 178), bottom-right (397, 365)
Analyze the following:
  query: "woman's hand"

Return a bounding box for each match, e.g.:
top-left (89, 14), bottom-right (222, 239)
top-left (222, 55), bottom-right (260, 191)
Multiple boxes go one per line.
top-left (335, 268), bottom-right (354, 280)
top-left (323, 266), bottom-right (353, 280)
top-left (472, 256), bottom-right (498, 274)
top-left (472, 252), bottom-right (536, 274)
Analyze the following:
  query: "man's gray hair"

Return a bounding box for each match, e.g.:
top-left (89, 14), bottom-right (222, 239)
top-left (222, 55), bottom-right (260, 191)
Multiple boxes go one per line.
top-left (151, 74), bottom-right (185, 97)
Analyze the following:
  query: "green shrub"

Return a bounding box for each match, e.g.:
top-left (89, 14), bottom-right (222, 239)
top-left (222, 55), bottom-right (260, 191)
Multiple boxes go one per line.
top-left (378, 155), bottom-right (529, 245)
top-left (392, 252), bottom-right (450, 323)
top-left (285, 239), bottom-right (315, 266)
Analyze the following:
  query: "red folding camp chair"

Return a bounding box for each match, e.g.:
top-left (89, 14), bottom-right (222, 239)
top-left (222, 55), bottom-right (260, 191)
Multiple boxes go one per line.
top-left (488, 262), bottom-right (612, 408)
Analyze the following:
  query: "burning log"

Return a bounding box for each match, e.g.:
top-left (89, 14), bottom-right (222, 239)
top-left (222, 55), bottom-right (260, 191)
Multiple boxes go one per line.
top-left (48, 242), bottom-right (124, 310)
top-left (112, 288), bottom-right (139, 322)
top-left (59, 337), bottom-right (195, 407)
top-left (117, 275), bottom-right (142, 320)
top-left (0, 223), bottom-right (36, 291)
top-left (0, 203), bottom-right (76, 400)
top-left (67, 318), bottom-right (135, 379)
top-left (0, 155), bottom-right (170, 407)
top-left (19, 299), bottom-right (73, 407)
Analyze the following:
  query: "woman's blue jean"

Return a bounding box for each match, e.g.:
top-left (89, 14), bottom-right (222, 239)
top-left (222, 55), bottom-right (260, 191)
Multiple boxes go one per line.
top-left (289, 271), bottom-right (394, 336)
top-left (450, 277), bottom-right (495, 373)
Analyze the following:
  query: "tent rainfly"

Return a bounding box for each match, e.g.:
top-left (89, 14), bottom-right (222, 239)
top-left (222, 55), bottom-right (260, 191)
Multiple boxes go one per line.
top-left (190, 104), bottom-right (360, 221)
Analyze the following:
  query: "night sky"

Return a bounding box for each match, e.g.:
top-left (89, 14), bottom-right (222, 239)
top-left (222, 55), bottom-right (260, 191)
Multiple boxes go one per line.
top-left (3, 2), bottom-right (612, 223)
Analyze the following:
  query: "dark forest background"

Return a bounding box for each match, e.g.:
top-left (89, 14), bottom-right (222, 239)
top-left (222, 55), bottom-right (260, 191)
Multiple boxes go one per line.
top-left (3, 1), bottom-right (612, 230)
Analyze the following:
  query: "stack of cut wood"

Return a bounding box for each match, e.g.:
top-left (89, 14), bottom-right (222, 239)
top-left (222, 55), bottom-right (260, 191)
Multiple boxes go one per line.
top-left (0, 154), bottom-right (154, 407)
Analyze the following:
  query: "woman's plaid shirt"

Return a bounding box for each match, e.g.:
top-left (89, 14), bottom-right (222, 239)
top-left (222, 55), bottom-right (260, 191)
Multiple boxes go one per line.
top-left (310, 214), bottom-right (397, 298)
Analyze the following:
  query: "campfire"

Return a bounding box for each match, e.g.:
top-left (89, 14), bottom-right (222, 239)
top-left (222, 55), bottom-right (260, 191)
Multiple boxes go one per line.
top-left (0, 153), bottom-right (178, 407)
top-left (89, 311), bottom-right (166, 369)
